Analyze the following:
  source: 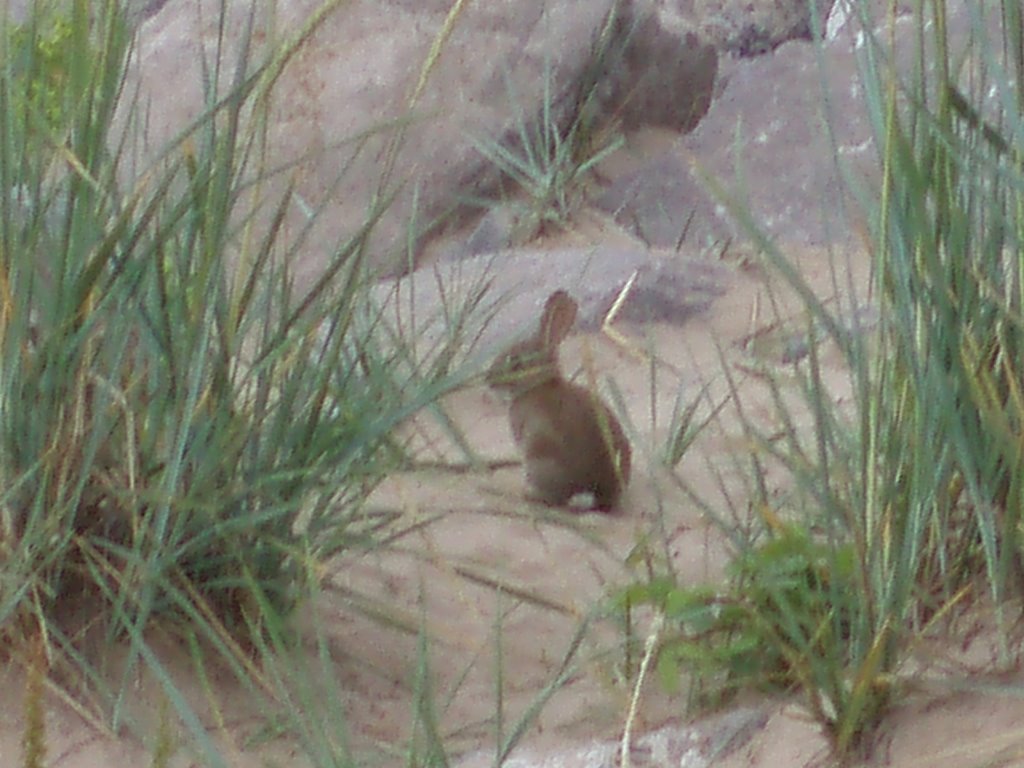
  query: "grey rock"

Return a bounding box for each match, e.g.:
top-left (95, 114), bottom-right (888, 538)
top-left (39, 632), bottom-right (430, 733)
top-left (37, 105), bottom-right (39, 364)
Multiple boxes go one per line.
top-left (465, 204), bottom-right (542, 260)
top-left (679, 35), bottom-right (873, 250)
top-left (594, 150), bottom-right (716, 250)
top-left (453, 707), bottom-right (770, 768)
top-left (375, 245), bottom-right (732, 359)
top-left (123, 0), bottom-right (623, 286)
top-left (599, 4), bottom-right (718, 132)
top-left (656, 0), bottom-right (999, 252)
top-left (121, 0), bottom-right (719, 288)
top-left (667, 0), bottom-right (838, 57)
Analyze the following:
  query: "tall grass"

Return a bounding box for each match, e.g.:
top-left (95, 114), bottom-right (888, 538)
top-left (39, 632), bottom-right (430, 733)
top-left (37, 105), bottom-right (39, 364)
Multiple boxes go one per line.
top-left (868, 0), bottom-right (1024, 612)
top-left (0, 0), bottom-right (479, 762)
top-left (622, 0), bottom-right (1024, 760)
top-left (755, 0), bottom-right (1024, 753)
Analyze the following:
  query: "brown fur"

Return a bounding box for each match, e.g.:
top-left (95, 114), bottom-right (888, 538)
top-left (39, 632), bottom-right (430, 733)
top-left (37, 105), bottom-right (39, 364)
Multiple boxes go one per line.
top-left (486, 291), bottom-right (631, 510)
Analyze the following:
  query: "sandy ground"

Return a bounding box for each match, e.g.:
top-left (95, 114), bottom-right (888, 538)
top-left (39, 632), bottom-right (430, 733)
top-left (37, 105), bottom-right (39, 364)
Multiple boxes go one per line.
top-left (4, 220), bottom-right (1024, 768)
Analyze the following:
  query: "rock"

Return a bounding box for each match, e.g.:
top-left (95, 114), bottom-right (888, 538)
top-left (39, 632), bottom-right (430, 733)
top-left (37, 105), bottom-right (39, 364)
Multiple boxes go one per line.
top-left (594, 5), bottom-right (881, 254)
top-left (120, 0), bottom-right (719, 287)
top-left (645, 0), bottom-right (993, 252)
top-left (374, 245), bottom-right (731, 358)
top-left (593, 150), bottom-right (718, 250)
top-left (600, 4), bottom-right (718, 132)
top-left (678, 35), bottom-right (874, 250)
top-left (453, 707), bottom-right (770, 768)
top-left (668, 0), bottom-right (838, 57)
top-left (123, 0), bottom-right (621, 284)
top-left (464, 204), bottom-right (542, 259)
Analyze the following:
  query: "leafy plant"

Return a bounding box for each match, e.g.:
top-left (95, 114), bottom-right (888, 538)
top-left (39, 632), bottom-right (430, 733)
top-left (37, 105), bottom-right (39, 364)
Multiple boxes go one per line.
top-left (619, 524), bottom-right (874, 743)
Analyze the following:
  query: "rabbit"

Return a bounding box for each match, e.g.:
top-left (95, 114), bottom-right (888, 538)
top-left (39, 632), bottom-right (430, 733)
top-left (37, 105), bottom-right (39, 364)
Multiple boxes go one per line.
top-left (486, 290), bottom-right (631, 511)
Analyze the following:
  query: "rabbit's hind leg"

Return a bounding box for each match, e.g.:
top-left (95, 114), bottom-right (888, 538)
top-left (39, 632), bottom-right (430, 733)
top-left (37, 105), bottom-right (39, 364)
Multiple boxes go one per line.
top-left (524, 459), bottom-right (577, 507)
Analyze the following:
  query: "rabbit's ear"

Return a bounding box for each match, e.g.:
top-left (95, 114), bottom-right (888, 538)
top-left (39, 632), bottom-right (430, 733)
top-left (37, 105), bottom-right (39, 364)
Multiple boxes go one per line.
top-left (538, 290), bottom-right (577, 349)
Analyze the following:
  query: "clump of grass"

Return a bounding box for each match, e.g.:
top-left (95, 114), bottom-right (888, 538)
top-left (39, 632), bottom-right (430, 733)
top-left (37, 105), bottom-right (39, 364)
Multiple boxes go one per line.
top-left (617, 0), bottom-right (1024, 761)
top-left (472, 78), bottom-right (622, 237)
top-left (470, 11), bottom-right (626, 238)
top-left (0, 0), bottom-right (478, 759)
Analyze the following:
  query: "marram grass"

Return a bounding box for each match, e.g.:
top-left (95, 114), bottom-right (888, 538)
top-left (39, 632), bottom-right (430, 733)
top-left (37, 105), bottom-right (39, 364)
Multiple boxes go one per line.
top-left (0, 0), bottom-right (481, 764)
top-left (621, 0), bottom-right (1024, 761)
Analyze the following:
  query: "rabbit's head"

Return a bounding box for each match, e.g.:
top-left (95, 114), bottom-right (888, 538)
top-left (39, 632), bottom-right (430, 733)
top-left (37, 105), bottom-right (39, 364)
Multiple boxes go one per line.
top-left (486, 290), bottom-right (577, 395)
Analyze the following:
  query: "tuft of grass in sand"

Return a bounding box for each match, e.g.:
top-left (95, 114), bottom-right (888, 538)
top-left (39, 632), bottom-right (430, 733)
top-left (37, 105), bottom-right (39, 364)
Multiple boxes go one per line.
top-left (616, 0), bottom-right (1024, 762)
top-left (1, 1), bottom-right (629, 765)
top-left (0, 0), bottom-right (500, 764)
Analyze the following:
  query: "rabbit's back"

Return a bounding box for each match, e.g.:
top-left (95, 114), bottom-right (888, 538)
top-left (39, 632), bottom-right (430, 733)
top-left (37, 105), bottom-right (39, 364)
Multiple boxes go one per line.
top-left (508, 380), bottom-right (630, 510)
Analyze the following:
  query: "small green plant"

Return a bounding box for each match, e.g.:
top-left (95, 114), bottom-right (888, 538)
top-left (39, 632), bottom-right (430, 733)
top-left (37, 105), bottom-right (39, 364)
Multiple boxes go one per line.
top-left (471, 27), bottom-right (625, 238)
top-left (472, 93), bottom-right (622, 237)
top-left (618, 524), bottom-right (876, 744)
